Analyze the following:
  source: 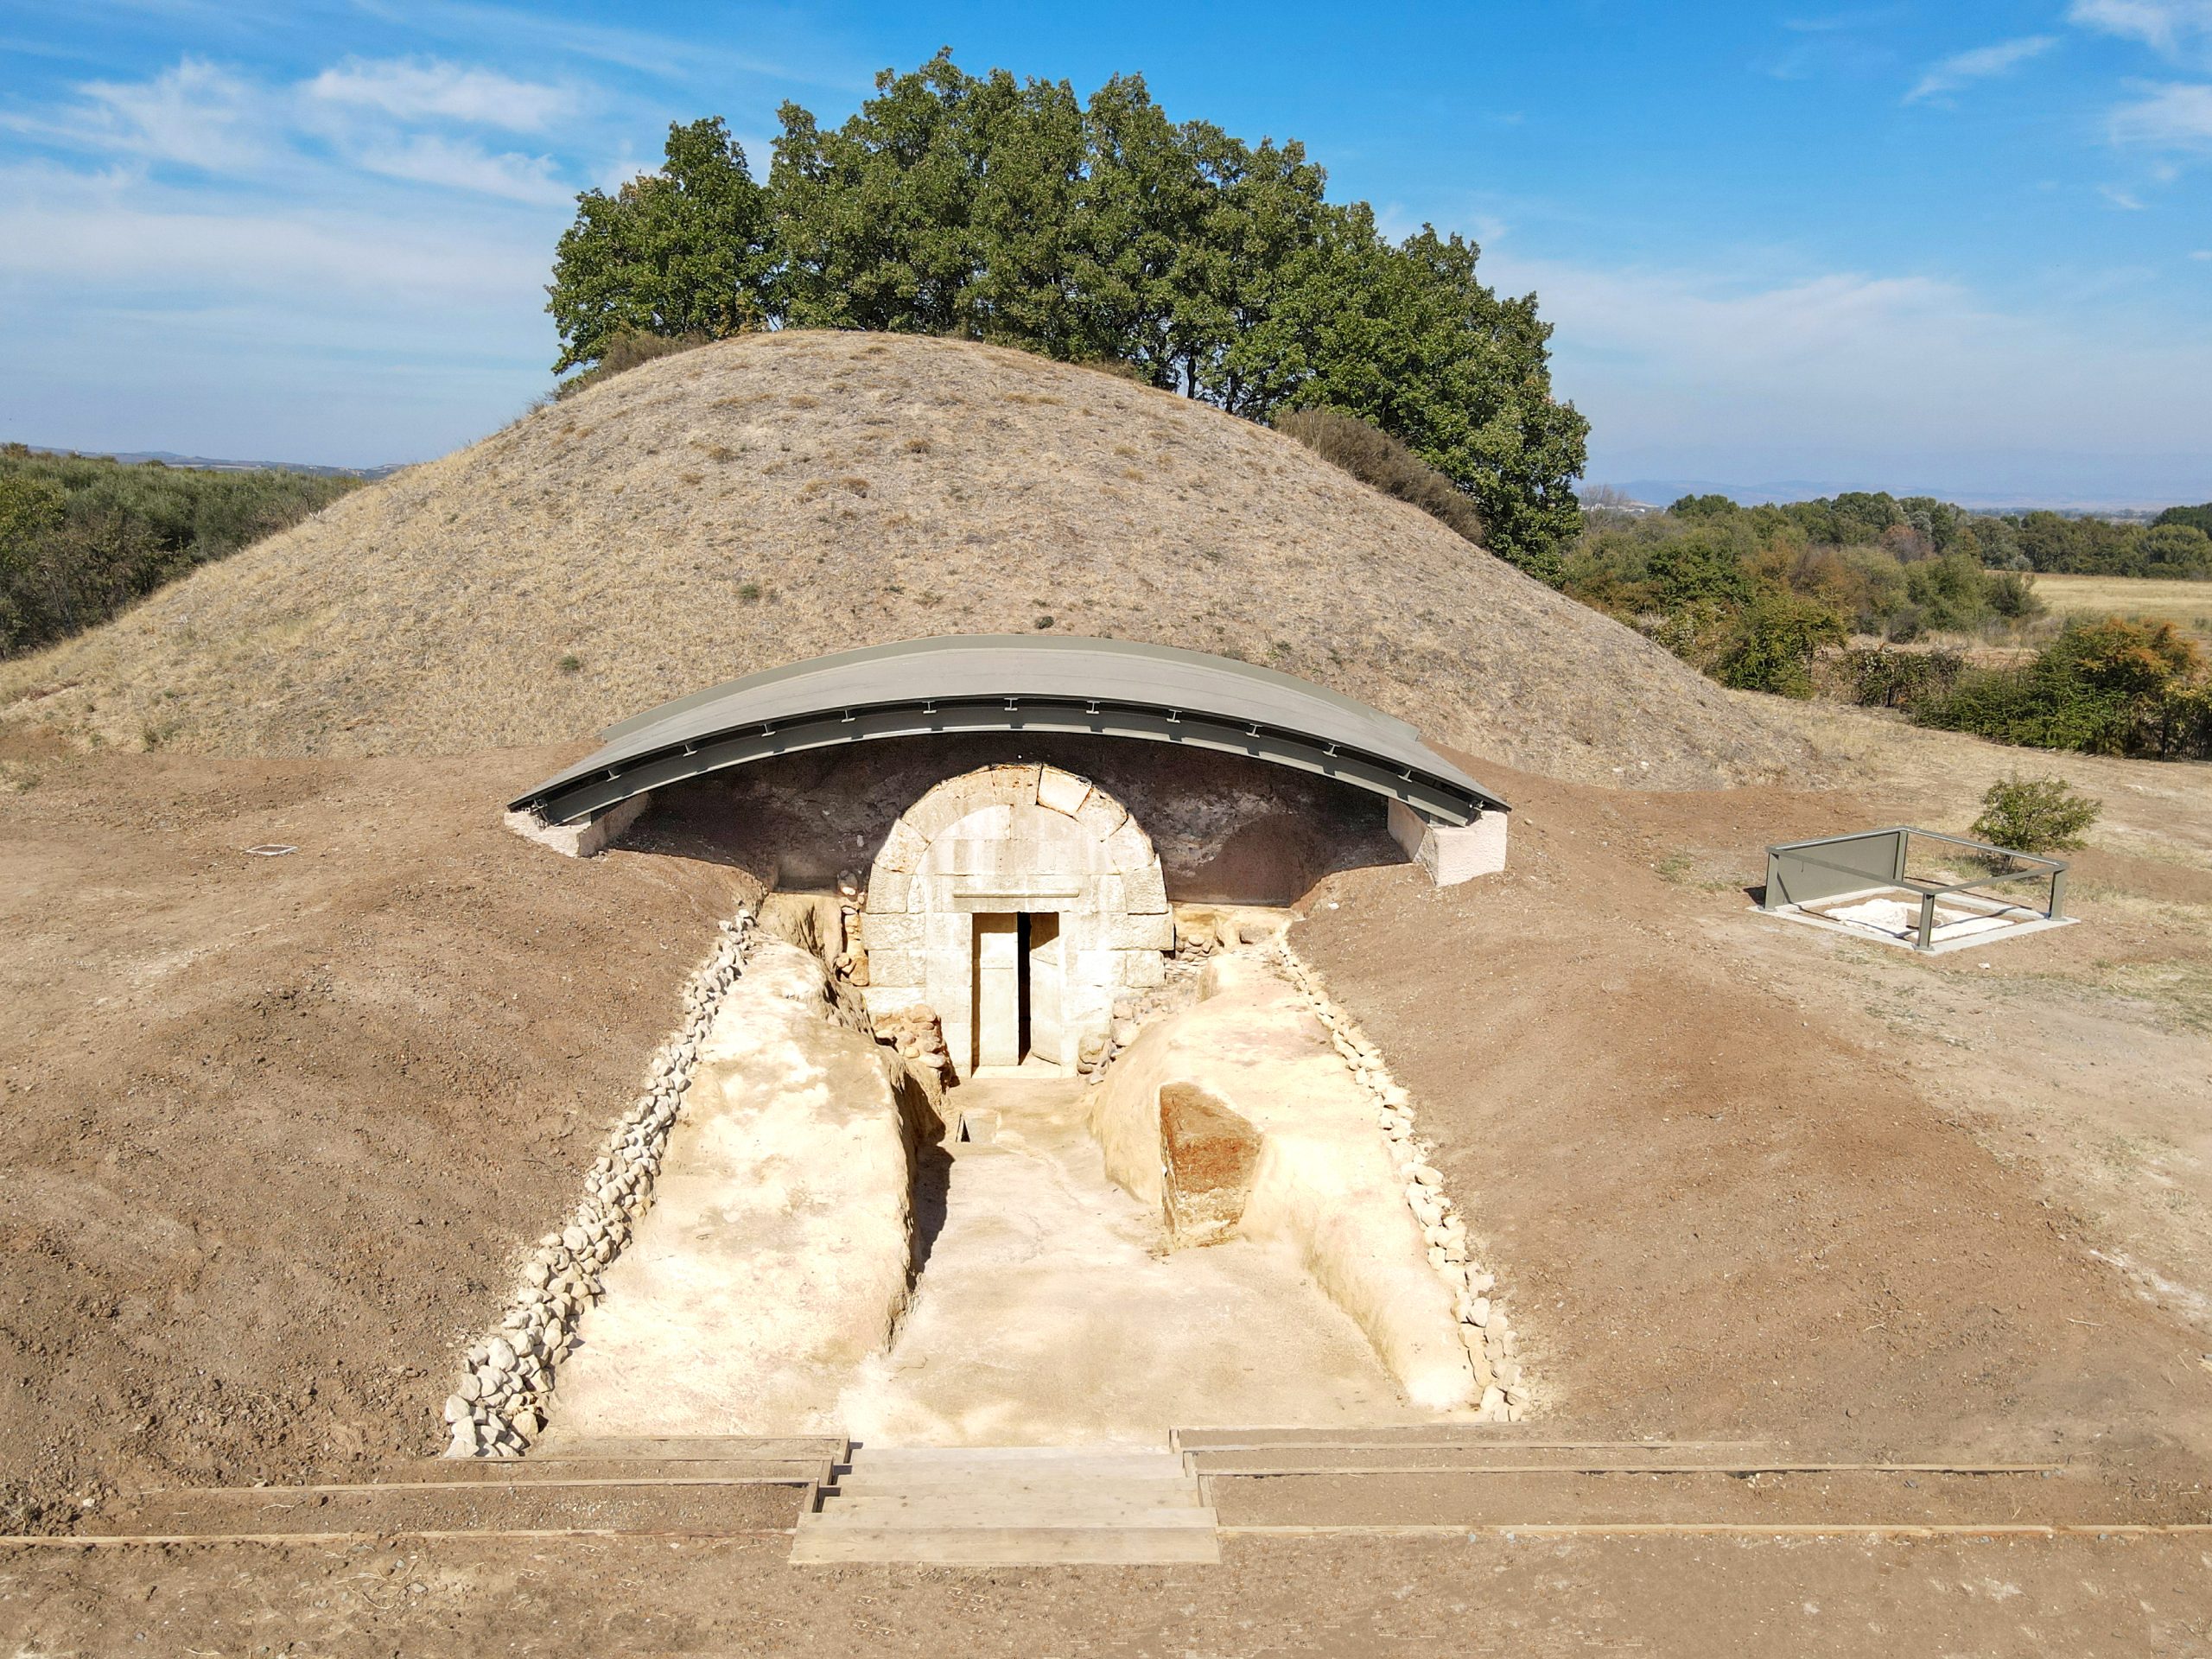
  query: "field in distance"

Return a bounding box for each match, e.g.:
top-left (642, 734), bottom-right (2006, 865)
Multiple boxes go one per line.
top-left (2031, 572), bottom-right (2212, 627)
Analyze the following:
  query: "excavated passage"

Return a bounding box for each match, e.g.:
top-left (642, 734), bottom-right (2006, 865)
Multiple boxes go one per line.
top-left (830, 1073), bottom-right (1432, 1445)
top-left (550, 941), bottom-right (933, 1436)
top-left (524, 920), bottom-right (1513, 1445)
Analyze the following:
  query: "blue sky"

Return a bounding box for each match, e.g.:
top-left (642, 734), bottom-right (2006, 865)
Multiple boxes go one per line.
top-left (2, 2), bottom-right (2209, 503)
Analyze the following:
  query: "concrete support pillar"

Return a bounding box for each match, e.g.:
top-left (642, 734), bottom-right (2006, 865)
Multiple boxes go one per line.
top-left (502, 793), bottom-right (650, 858)
top-left (1389, 800), bottom-right (1509, 887)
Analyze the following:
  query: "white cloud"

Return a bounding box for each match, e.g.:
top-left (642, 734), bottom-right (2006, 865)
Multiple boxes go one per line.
top-left (1478, 250), bottom-right (2212, 487)
top-left (1906, 35), bottom-right (2058, 102)
top-left (2101, 182), bottom-right (2151, 205)
top-left (2069, 0), bottom-right (2212, 62)
top-left (0, 163), bottom-right (544, 301)
top-left (2107, 79), bottom-right (2212, 149)
top-left (60, 57), bottom-right (270, 172)
top-left (353, 134), bottom-right (569, 203)
top-left (305, 57), bottom-right (573, 132)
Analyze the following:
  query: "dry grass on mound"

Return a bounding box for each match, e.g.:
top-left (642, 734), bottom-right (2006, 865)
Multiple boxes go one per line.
top-left (0, 331), bottom-right (1807, 790)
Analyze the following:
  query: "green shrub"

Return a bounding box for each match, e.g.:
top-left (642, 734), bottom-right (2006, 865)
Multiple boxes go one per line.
top-left (1711, 591), bottom-right (1846, 697)
top-left (1836, 645), bottom-right (1966, 709)
top-left (1914, 618), bottom-right (2210, 759)
top-left (1970, 775), bottom-right (2101, 855)
top-left (1272, 408), bottom-right (1486, 551)
top-left (553, 327), bottom-right (714, 401)
top-left (0, 450), bottom-right (359, 657)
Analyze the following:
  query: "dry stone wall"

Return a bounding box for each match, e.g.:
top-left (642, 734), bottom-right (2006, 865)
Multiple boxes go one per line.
top-left (440, 907), bottom-right (757, 1458)
top-left (1271, 943), bottom-right (1531, 1421)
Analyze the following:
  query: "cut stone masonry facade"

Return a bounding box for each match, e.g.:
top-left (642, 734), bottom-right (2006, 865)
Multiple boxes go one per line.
top-left (860, 764), bottom-right (1169, 1076)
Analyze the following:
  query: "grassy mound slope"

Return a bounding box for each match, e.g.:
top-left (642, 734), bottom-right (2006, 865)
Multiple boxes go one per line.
top-left (1, 331), bottom-right (1805, 787)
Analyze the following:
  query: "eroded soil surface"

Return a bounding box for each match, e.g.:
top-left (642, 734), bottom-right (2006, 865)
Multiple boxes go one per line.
top-left (4, 714), bottom-right (2211, 1652)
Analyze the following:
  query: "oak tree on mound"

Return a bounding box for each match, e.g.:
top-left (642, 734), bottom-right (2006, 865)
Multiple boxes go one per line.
top-left (547, 117), bottom-right (778, 375)
top-left (544, 52), bottom-right (1589, 581)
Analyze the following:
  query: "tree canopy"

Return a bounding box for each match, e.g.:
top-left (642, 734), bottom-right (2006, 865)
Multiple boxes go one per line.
top-left (544, 52), bottom-right (1588, 579)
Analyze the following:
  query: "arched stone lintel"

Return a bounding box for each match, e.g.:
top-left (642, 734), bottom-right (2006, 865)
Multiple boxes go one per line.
top-left (860, 764), bottom-right (1170, 1075)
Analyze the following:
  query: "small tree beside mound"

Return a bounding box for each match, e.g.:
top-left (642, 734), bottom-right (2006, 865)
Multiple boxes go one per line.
top-left (1970, 775), bottom-right (2101, 856)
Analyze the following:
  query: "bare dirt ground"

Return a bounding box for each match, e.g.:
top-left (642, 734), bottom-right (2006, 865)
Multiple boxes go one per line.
top-left (4, 708), bottom-right (2211, 1653)
top-left (4, 1533), bottom-right (2209, 1656)
top-left (0, 729), bottom-right (753, 1530)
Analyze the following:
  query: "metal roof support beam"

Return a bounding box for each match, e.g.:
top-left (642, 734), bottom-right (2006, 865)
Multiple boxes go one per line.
top-left (518, 698), bottom-right (1488, 828)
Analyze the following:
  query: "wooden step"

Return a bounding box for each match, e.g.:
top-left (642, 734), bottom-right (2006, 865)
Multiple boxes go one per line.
top-left (525, 1433), bottom-right (847, 1463)
top-left (790, 1520), bottom-right (1221, 1566)
top-left (790, 1441), bottom-right (1219, 1566)
top-left (1173, 1426), bottom-right (1767, 1452)
top-left (830, 1475), bottom-right (1199, 1503)
top-left (817, 1498), bottom-right (1216, 1527)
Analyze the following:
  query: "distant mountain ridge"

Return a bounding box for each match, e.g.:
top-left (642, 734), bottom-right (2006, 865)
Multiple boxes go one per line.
top-left (20, 444), bottom-right (400, 480)
top-left (1605, 479), bottom-right (2190, 517)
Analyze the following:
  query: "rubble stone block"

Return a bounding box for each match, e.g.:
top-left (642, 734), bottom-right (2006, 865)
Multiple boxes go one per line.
top-left (1160, 1082), bottom-right (1263, 1249)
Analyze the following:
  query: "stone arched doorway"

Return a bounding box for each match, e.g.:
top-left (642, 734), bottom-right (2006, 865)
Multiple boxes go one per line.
top-left (858, 765), bottom-right (1170, 1077)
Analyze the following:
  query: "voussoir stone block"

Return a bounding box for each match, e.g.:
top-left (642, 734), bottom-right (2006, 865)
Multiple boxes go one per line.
top-left (1035, 766), bottom-right (1092, 817)
top-left (874, 817), bottom-right (927, 874)
top-left (903, 781), bottom-right (982, 842)
top-left (1103, 817), bottom-right (1157, 875)
top-left (978, 765), bottom-right (1042, 809)
top-left (1074, 788), bottom-right (1128, 841)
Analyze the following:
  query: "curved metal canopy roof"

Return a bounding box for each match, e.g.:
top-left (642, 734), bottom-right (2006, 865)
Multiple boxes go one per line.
top-left (511, 634), bottom-right (1507, 827)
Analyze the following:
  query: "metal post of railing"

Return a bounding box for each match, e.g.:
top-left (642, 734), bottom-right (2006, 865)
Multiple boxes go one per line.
top-left (1915, 892), bottom-right (1937, 951)
top-left (1761, 849), bottom-right (1783, 911)
top-left (2049, 866), bottom-right (2068, 922)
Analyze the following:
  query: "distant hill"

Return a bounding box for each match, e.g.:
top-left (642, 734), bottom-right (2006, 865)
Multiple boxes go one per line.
top-left (1610, 479), bottom-right (2189, 518)
top-left (21, 445), bottom-right (400, 480)
top-left (1, 331), bottom-right (1808, 789)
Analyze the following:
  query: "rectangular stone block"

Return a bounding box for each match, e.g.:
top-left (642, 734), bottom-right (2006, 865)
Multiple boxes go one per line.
top-left (1119, 864), bottom-right (1168, 914)
top-left (867, 869), bottom-right (911, 912)
top-left (1118, 948), bottom-right (1166, 988)
top-left (861, 912), bottom-right (921, 951)
top-left (923, 909), bottom-right (973, 952)
top-left (868, 946), bottom-right (922, 984)
top-left (1035, 766), bottom-right (1091, 817)
top-left (1106, 910), bottom-right (1176, 950)
top-left (1389, 800), bottom-right (1509, 886)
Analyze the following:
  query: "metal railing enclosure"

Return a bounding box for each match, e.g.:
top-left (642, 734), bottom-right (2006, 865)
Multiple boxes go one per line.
top-left (1760, 825), bottom-right (2069, 952)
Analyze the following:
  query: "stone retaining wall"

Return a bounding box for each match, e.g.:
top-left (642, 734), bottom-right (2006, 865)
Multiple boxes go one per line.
top-left (1272, 943), bottom-right (1530, 1420)
top-left (440, 908), bottom-right (757, 1458)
